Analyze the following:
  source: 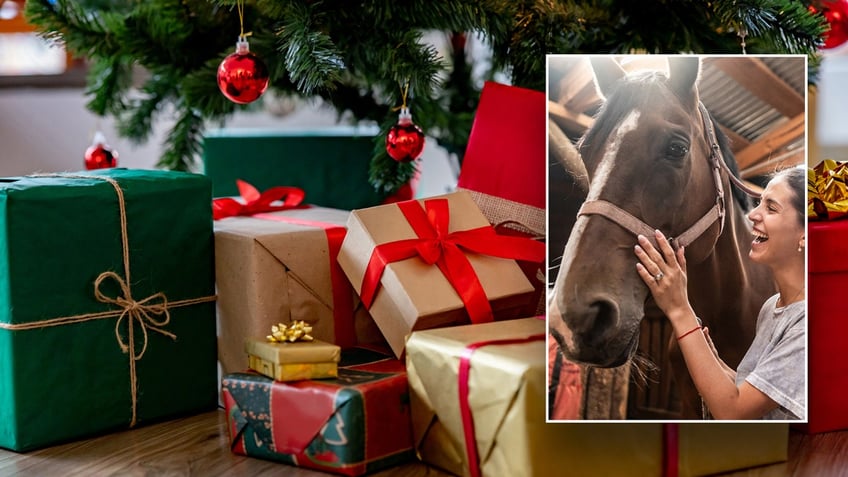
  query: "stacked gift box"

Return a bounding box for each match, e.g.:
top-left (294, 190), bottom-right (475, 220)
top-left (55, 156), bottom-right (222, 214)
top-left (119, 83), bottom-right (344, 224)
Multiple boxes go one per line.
top-left (213, 81), bottom-right (790, 476)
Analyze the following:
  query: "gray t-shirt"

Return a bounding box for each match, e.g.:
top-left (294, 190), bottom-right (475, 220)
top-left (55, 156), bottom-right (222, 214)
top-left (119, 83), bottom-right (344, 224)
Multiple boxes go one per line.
top-left (735, 293), bottom-right (805, 420)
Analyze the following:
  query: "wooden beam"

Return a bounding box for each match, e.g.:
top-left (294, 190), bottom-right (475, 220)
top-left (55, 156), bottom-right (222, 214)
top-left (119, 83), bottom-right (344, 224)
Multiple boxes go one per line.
top-left (703, 57), bottom-right (804, 118)
top-left (741, 150), bottom-right (806, 178)
top-left (717, 123), bottom-right (751, 153)
top-left (734, 113), bottom-right (805, 170)
top-left (549, 101), bottom-right (594, 137)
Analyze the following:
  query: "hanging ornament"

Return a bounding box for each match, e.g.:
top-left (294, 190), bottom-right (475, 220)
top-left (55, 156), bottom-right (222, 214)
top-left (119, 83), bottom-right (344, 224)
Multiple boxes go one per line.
top-left (811, 1), bottom-right (848, 50)
top-left (84, 131), bottom-right (119, 170)
top-left (385, 83), bottom-right (426, 162)
top-left (217, 0), bottom-right (269, 104)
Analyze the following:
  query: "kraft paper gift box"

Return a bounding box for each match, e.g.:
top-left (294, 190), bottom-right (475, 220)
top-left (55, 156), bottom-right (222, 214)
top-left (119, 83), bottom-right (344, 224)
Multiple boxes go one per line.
top-left (222, 348), bottom-right (415, 476)
top-left (246, 338), bottom-right (341, 381)
top-left (214, 204), bottom-right (385, 375)
top-left (406, 318), bottom-right (662, 477)
top-left (203, 127), bottom-right (405, 210)
top-left (406, 318), bottom-right (788, 477)
top-left (456, 81), bottom-right (547, 315)
top-left (0, 169), bottom-right (217, 452)
top-left (336, 190), bottom-right (542, 357)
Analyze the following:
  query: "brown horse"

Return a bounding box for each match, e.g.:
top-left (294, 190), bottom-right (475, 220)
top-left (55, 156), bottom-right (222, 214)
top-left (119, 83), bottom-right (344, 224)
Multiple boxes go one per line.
top-left (548, 56), bottom-right (775, 418)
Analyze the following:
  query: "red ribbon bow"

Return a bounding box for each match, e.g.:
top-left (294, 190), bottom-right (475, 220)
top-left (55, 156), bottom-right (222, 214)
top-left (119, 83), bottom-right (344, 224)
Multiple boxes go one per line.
top-left (359, 198), bottom-right (545, 323)
top-left (213, 180), bottom-right (306, 220)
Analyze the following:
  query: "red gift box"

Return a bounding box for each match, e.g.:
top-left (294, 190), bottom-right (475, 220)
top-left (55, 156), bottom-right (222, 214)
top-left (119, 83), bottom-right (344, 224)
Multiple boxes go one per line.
top-left (457, 81), bottom-right (547, 314)
top-left (222, 348), bottom-right (414, 476)
top-left (797, 219), bottom-right (848, 433)
top-left (457, 81), bottom-right (546, 212)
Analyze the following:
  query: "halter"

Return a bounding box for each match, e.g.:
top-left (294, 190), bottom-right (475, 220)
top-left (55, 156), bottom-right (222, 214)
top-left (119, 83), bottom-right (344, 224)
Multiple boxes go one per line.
top-left (577, 102), bottom-right (760, 250)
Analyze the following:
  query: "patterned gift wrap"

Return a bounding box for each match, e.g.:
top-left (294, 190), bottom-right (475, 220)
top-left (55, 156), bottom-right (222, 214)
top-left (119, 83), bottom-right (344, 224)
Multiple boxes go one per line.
top-left (223, 349), bottom-right (414, 476)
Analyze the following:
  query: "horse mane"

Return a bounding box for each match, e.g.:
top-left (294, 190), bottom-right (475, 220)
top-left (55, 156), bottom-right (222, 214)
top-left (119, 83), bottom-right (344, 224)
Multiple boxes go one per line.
top-left (580, 71), bottom-right (750, 211)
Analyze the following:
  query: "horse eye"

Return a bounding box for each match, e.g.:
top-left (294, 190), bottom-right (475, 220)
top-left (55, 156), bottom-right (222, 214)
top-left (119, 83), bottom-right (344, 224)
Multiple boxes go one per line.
top-left (666, 141), bottom-right (689, 159)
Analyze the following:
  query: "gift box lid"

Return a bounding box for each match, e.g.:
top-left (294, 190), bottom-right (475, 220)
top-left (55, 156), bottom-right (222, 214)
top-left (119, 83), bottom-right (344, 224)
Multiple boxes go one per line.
top-left (245, 339), bottom-right (341, 365)
top-left (457, 81), bottom-right (546, 209)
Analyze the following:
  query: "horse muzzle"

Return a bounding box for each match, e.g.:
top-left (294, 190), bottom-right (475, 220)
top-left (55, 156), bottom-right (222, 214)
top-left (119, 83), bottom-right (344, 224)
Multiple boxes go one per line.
top-left (549, 292), bottom-right (639, 368)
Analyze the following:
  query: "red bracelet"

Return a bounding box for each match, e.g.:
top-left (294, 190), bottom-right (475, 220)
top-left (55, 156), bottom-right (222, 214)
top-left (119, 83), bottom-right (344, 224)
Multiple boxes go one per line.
top-left (677, 324), bottom-right (703, 341)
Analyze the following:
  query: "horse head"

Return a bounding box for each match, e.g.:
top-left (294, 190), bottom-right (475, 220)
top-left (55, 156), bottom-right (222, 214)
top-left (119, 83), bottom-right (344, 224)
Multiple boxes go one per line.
top-left (549, 57), bottom-right (731, 367)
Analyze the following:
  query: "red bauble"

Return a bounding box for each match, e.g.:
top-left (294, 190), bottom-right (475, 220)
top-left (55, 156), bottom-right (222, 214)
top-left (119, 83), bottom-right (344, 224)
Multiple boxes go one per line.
top-left (84, 132), bottom-right (119, 170)
top-left (385, 107), bottom-right (425, 162)
top-left (812, 1), bottom-right (848, 49)
top-left (217, 39), bottom-right (270, 104)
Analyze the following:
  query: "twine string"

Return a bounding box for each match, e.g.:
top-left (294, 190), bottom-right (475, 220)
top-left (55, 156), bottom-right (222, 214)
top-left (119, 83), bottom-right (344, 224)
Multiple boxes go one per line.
top-left (237, 0), bottom-right (252, 41)
top-left (392, 80), bottom-right (411, 112)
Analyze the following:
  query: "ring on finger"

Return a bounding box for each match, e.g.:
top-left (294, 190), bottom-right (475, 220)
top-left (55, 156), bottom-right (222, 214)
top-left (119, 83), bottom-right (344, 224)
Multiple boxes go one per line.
top-left (654, 271), bottom-right (664, 282)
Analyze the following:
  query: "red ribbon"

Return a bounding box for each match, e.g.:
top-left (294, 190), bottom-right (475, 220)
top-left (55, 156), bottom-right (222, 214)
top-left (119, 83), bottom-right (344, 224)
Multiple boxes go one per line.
top-left (213, 179), bottom-right (306, 220)
top-left (359, 198), bottom-right (545, 324)
top-left (458, 332), bottom-right (546, 477)
top-left (252, 213), bottom-right (356, 348)
top-left (663, 423), bottom-right (679, 477)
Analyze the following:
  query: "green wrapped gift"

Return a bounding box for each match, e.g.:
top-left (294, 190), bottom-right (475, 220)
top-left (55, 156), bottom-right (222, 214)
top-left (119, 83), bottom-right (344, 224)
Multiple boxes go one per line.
top-left (0, 169), bottom-right (218, 452)
top-left (202, 127), bottom-right (392, 210)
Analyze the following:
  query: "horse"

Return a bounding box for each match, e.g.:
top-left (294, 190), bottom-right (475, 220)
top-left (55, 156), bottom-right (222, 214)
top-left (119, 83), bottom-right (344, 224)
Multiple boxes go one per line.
top-left (547, 56), bottom-right (776, 419)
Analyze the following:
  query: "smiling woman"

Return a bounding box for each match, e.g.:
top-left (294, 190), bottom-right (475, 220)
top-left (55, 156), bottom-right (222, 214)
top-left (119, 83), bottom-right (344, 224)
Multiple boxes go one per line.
top-left (635, 167), bottom-right (806, 420)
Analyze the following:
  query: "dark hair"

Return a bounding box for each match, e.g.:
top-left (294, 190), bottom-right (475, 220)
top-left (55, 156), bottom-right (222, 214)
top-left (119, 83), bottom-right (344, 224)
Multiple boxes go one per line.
top-left (771, 167), bottom-right (805, 228)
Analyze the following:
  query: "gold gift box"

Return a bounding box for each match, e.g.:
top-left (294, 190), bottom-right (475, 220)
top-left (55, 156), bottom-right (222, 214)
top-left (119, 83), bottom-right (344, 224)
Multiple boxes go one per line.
top-left (245, 339), bottom-right (341, 382)
top-left (406, 318), bottom-right (663, 477)
top-left (337, 191), bottom-right (535, 357)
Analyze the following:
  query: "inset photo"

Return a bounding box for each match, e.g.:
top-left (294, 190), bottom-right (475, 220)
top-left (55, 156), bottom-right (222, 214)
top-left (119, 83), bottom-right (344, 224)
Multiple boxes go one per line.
top-left (547, 55), bottom-right (807, 422)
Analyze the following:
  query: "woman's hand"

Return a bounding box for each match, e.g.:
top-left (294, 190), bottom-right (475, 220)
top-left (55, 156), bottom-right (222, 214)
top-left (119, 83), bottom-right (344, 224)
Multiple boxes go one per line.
top-left (634, 229), bottom-right (693, 327)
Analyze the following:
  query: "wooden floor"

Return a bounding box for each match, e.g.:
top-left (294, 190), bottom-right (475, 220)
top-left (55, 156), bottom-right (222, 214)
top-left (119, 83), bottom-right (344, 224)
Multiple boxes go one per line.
top-left (2, 410), bottom-right (848, 477)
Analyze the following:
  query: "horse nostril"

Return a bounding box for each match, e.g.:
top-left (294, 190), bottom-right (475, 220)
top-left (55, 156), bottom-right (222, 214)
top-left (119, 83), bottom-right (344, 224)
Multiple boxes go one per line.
top-left (584, 299), bottom-right (618, 346)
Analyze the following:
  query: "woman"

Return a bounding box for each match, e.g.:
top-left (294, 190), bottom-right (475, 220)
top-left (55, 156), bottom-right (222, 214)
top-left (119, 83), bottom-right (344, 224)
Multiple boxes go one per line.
top-left (634, 167), bottom-right (805, 420)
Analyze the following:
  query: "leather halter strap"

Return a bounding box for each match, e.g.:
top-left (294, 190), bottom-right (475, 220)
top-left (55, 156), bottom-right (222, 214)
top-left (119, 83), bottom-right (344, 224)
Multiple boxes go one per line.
top-left (577, 102), bottom-right (756, 249)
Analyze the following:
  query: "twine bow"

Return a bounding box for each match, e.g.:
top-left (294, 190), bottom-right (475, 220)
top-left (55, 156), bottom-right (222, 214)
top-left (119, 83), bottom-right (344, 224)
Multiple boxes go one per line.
top-left (94, 271), bottom-right (175, 360)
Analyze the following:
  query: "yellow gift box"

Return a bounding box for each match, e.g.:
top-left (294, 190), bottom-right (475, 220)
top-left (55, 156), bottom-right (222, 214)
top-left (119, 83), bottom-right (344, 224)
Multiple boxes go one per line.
top-left (406, 318), bottom-right (662, 477)
top-left (245, 338), bottom-right (341, 382)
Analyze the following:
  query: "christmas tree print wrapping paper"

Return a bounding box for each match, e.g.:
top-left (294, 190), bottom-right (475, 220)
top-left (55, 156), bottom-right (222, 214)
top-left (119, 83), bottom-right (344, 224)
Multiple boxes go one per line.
top-left (223, 348), bottom-right (414, 476)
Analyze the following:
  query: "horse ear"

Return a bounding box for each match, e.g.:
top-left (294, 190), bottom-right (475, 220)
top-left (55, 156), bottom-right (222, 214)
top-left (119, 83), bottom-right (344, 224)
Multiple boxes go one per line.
top-left (589, 56), bottom-right (626, 99)
top-left (667, 56), bottom-right (700, 106)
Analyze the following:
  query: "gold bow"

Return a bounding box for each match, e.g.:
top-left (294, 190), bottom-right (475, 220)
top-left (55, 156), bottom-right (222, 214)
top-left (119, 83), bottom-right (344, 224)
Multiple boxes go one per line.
top-left (267, 320), bottom-right (315, 343)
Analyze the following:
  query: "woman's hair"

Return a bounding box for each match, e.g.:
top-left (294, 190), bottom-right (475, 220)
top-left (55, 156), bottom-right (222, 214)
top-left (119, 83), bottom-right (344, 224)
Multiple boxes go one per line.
top-left (771, 167), bottom-right (805, 228)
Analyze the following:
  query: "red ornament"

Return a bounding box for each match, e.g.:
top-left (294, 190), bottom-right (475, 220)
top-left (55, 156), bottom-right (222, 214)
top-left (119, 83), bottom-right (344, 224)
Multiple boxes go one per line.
top-left (217, 38), bottom-right (270, 104)
top-left (811, 1), bottom-right (848, 49)
top-left (84, 131), bottom-right (119, 170)
top-left (385, 107), bottom-right (425, 162)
